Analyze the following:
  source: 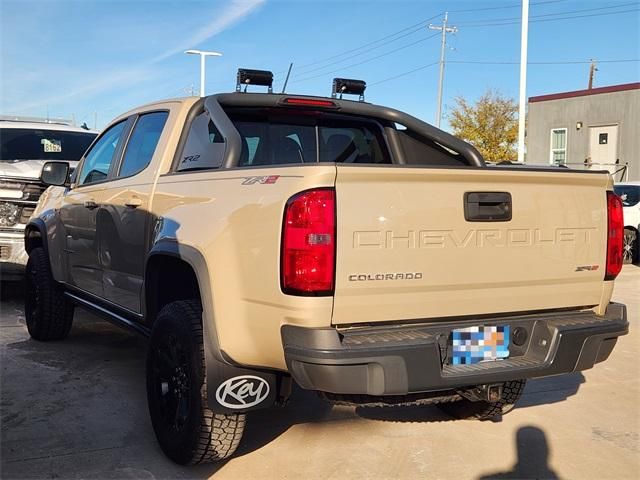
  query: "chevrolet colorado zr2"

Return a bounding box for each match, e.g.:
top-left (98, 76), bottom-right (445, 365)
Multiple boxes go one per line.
top-left (25, 71), bottom-right (628, 465)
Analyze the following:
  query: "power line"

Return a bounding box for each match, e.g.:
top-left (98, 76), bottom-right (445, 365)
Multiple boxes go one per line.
top-left (367, 58), bottom-right (639, 88)
top-left (462, 8), bottom-right (640, 28)
top-left (288, 24), bottom-right (429, 77)
top-left (274, 12), bottom-right (444, 77)
top-left (449, 59), bottom-right (640, 65)
top-left (456, 1), bottom-right (635, 23)
top-left (290, 32), bottom-right (440, 84)
top-left (276, 0), bottom-right (571, 79)
top-left (368, 61), bottom-right (439, 86)
top-left (449, 0), bottom-right (567, 14)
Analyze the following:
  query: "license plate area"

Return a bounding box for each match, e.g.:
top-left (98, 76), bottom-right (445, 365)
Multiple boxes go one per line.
top-left (450, 325), bottom-right (510, 365)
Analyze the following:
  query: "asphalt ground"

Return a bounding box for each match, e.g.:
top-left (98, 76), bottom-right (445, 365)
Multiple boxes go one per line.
top-left (1, 266), bottom-right (638, 479)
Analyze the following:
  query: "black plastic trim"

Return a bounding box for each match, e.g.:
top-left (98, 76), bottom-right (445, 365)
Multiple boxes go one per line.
top-left (24, 218), bottom-right (49, 255)
top-left (282, 303), bottom-right (628, 395)
top-left (64, 290), bottom-right (149, 337)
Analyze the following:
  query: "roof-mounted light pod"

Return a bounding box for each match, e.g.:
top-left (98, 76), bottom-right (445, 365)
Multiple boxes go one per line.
top-left (332, 78), bottom-right (366, 101)
top-left (236, 68), bottom-right (274, 93)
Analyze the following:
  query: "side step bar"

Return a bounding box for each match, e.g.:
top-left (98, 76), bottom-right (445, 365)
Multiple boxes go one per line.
top-left (64, 291), bottom-right (150, 337)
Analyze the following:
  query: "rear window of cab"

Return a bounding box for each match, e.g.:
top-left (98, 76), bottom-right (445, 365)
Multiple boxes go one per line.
top-left (177, 110), bottom-right (391, 171)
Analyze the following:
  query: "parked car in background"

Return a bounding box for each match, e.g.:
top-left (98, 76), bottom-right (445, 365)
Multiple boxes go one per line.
top-left (0, 117), bottom-right (98, 279)
top-left (614, 181), bottom-right (640, 264)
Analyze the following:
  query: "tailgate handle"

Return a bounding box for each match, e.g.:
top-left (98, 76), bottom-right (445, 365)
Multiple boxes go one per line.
top-left (464, 192), bottom-right (512, 222)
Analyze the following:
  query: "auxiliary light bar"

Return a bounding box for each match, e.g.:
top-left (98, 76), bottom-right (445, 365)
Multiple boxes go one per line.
top-left (332, 78), bottom-right (366, 101)
top-left (236, 68), bottom-right (274, 93)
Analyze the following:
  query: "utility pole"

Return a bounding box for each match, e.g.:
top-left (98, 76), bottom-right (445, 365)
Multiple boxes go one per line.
top-left (429, 12), bottom-right (457, 128)
top-left (588, 59), bottom-right (598, 89)
top-left (517, 0), bottom-right (529, 164)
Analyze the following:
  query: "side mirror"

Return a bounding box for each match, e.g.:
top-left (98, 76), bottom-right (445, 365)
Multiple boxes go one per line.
top-left (41, 161), bottom-right (70, 187)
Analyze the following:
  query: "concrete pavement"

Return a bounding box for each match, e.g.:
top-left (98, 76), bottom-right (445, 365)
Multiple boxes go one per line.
top-left (1, 266), bottom-right (638, 479)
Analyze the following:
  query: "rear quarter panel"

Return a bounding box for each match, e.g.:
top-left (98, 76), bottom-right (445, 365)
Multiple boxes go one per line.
top-left (152, 165), bottom-right (336, 370)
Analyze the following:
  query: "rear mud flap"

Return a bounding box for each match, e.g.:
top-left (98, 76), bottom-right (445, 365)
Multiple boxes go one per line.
top-left (205, 356), bottom-right (279, 413)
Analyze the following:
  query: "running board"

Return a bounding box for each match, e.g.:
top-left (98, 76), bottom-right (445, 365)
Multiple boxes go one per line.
top-left (64, 291), bottom-right (150, 337)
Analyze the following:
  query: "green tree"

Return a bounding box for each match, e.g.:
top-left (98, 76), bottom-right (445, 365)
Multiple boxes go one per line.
top-left (448, 90), bottom-right (518, 162)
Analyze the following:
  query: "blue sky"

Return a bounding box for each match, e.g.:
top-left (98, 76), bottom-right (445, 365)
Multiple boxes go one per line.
top-left (1, 0), bottom-right (638, 130)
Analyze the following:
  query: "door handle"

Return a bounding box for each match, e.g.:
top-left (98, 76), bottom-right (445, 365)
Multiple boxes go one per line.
top-left (83, 200), bottom-right (98, 210)
top-left (464, 192), bottom-right (512, 222)
top-left (124, 197), bottom-right (143, 208)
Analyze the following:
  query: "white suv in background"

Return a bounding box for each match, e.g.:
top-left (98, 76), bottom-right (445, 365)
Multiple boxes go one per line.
top-left (0, 118), bottom-right (97, 279)
top-left (614, 181), bottom-right (640, 265)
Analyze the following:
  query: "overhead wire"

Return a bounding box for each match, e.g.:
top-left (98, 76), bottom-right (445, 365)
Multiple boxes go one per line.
top-left (274, 12), bottom-right (444, 78)
top-left (367, 59), bottom-right (639, 88)
top-left (457, 3), bottom-right (640, 27)
top-left (277, 0), bottom-right (572, 78)
top-left (290, 32), bottom-right (441, 84)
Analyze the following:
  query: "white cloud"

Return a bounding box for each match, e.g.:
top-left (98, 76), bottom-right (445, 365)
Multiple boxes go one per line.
top-left (153, 0), bottom-right (266, 62)
top-left (3, 0), bottom-right (265, 114)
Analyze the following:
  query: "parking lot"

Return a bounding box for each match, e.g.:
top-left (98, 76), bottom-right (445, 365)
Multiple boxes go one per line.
top-left (1, 266), bottom-right (638, 479)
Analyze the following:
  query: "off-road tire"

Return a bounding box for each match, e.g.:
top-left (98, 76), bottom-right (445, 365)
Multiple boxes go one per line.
top-left (438, 379), bottom-right (526, 420)
top-left (25, 247), bottom-right (74, 341)
top-left (623, 228), bottom-right (638, 265)
top-left (146, 299), bottom-right (245, 465)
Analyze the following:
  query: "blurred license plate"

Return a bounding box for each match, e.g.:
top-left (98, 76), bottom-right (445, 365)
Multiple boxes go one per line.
top-left (450, 325), bottom-right (510, 365)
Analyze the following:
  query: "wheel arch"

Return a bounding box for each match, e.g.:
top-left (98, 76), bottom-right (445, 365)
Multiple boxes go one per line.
top-left (24, 218), bottom-right (49, 255)
top-left (144, 242), bottom-right (224, 363)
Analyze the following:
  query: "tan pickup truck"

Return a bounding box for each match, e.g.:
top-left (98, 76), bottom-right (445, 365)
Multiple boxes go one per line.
top-left (25, 71), bottom-right (628, 465)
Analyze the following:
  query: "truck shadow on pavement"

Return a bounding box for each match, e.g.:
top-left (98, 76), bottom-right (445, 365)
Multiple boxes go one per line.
top-left (478, 426), bottom-right (560, 480)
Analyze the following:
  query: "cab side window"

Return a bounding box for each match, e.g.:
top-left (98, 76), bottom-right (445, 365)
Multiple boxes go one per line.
top-left (119, 112), bottom-right (169, 178)
top-left (177, 112), bottom-right (225, 171)
top-left (77, 121), bottom-right (126, 186)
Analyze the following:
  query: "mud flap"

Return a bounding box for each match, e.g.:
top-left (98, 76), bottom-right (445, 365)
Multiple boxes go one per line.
top-left (205, 354), bottom-right (279, 414)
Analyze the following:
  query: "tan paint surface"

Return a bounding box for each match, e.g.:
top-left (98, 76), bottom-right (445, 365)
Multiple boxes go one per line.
top-left (333, 166), bottom-right (612, 325)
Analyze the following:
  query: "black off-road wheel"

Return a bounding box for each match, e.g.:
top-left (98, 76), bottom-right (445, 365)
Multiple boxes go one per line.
top-left (623, 228), bottom-right (638, 265)
top-left (146, 300), bottom-right (245, 465)
top-left (438, 379), bottom-right (526, 420)
top-left (25, 247), bottom-right (74, 341)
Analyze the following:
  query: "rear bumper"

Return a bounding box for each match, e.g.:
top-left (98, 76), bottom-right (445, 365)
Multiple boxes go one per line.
top-left (282, 303), bottom-right (628, 396)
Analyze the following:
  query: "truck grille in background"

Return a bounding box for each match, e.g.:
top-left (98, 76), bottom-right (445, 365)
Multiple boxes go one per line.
top-left (20, 206), bottom-right (35, 224)
top-left (0, 245), bottom-right (11, 260)
top-left (22, 183), bottom-right (48, 202)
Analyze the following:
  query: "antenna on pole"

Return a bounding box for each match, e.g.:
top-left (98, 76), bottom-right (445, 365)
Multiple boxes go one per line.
top-left (588, 59), bottom-right (598, 89)
top-left (429, 12), bottom-right (457, 129)
top-left (281, 63), bottom-right (294, 93)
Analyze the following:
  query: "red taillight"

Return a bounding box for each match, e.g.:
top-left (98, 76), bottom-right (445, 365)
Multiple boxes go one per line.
top-left (281, 97), bottom-right (338, 108)
top-left (281, 188), bottom-right (335, 295)
top-left (605, 191), bottom-right (624, 280)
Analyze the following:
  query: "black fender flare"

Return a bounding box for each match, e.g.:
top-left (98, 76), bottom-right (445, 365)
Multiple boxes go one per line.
top-left (24, 218), bottom-right (49, 255)
top-left (145, 241), bottom-right (279, 413)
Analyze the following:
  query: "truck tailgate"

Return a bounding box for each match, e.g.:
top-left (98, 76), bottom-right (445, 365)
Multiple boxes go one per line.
top-left (332, 165), bottom-right (610, 326)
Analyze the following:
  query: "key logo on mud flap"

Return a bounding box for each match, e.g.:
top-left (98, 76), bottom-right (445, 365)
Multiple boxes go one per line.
top-left (215, 375), bottom-right (270, 409)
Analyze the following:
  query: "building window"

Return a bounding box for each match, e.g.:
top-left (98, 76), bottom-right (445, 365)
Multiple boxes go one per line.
top-left (549, 128), bottom-right (567, 165)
